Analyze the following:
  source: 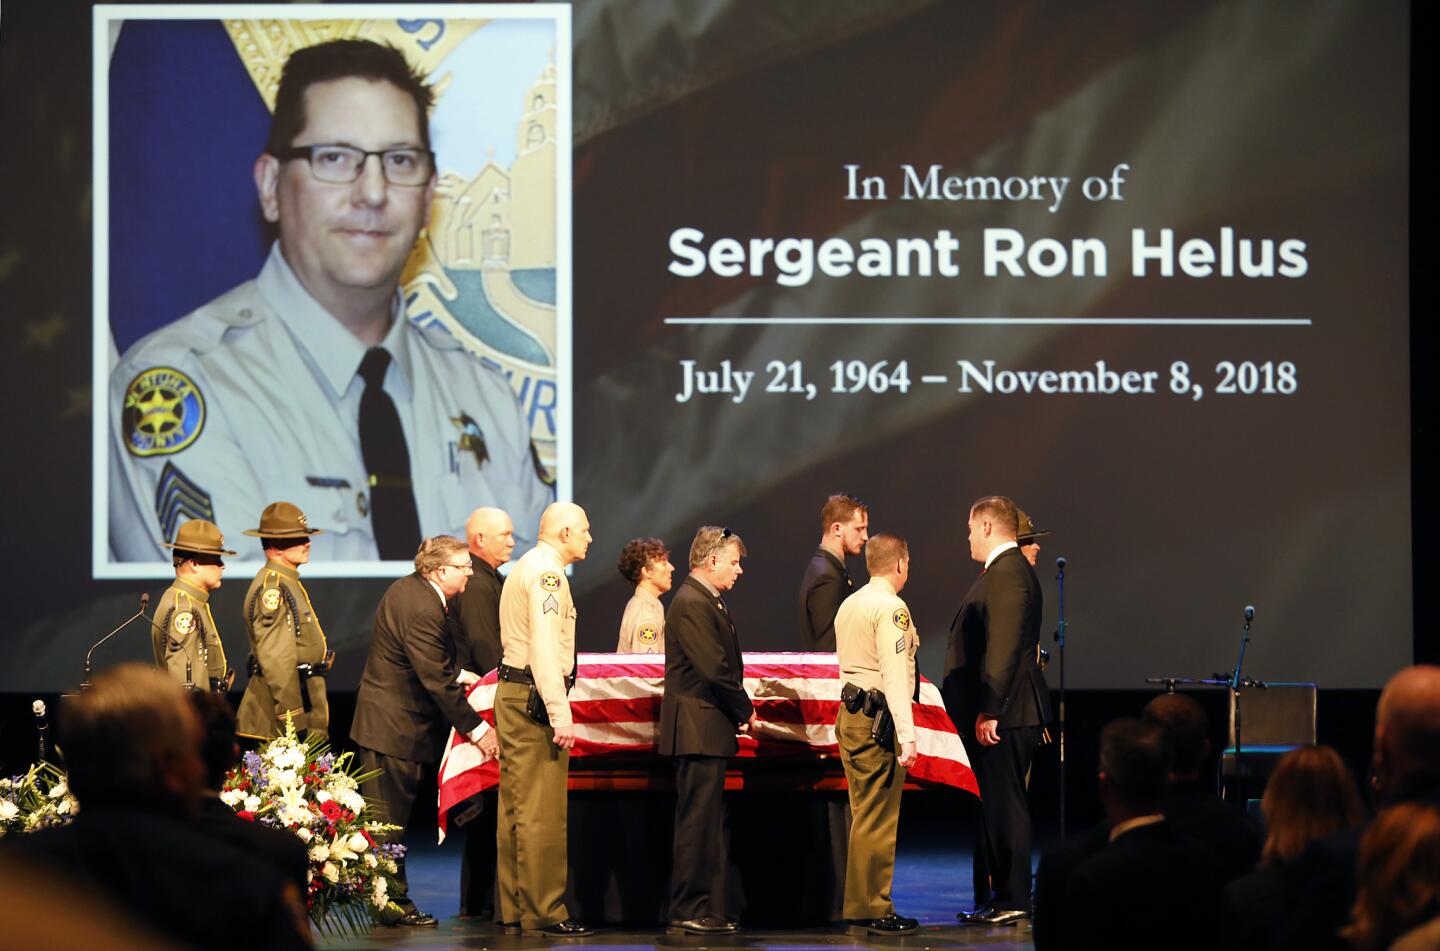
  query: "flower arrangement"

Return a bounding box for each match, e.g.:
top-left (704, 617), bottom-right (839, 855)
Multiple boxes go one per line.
top-left (220, 717), bottom-right (405, 935)
top-left (0, 761), bottom-right (78, 836)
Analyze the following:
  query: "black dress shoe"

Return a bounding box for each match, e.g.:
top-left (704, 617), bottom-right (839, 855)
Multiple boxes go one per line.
top-left (957, 904), bottom-right (994, 922)
top-left (394, 910), bottom-right (439, 927)
top-left (846, 914), bottom-right (919, 935)
top-left (972, 907), bottom-right (1029, 926)
top-left (522, 919), bottom-right (594, 937)
top-left (667, 916), bottom-right (738, 935)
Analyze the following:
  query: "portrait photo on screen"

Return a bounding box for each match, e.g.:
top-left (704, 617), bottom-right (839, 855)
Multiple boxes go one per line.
top-left (93, 5), bottom-right (572, 578)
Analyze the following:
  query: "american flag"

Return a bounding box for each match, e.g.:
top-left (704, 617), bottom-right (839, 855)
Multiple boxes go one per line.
top-left (436, 651), bottom-right (976, 841)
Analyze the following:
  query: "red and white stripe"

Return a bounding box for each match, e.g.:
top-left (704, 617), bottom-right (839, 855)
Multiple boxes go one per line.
top-left (437, 651), bottom-right (976, 841)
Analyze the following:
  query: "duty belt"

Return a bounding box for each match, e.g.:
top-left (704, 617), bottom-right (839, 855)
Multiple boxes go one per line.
top-left (498, 663), bottom-right (533, 684)
top-left (248, 649), bottom-right (333, 679)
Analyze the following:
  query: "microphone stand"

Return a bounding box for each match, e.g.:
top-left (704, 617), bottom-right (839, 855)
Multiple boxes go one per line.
top-left (1054, 556), bottom-right (1068, 839)
top-left (1230, 608), bottom-right (1254, 802)
top-left (82, 596), bottom-right (151, 690)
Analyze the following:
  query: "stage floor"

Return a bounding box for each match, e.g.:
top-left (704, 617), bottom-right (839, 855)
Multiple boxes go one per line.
top-left (316, 846), bottom-right (1037, 950)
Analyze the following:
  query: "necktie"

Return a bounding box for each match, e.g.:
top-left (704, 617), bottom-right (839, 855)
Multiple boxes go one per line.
top-left (358, 347), bottom-right (421, 559)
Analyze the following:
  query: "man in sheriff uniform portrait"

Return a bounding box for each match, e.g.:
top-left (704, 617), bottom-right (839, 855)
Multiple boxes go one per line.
top-left (833, 533), bottom-right (920, 936)
top-left (153, 519), bottom-right (234, 691)
top-left (107, 38), bottom-right (550, 564)
top-left (236, 501), bottom-right (333, 742)
top-left (495, 501), bottom-right (593, 937)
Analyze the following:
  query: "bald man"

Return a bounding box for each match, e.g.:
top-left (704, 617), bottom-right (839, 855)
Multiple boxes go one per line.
top-left (494, 502), bottom-right (593, 937)
top-left (453, 507), bottom-right (516, 921)
top-left (1276, 665), bottom-right (1440, 951)
top-left (456, 507), bottom-right (516, 678)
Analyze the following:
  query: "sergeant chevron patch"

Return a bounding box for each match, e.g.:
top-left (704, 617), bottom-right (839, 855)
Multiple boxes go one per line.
top-left (155, 462), bottom-right (215, 541)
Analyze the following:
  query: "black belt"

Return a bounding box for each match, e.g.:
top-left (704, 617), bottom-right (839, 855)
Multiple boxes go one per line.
top-left (498, 664), bottom-right (534, 684)
top-left (249, 650), bottom-right (333, 679)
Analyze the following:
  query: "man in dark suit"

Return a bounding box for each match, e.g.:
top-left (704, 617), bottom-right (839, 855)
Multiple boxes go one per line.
top-left (798, 493), bottom-right (868, 651)
top-left (1058, 719), bottom-right (1223, 951)
top-left (661, 525), bottom-right (758, 935)
top-left (4, 664), bottom-right (310, 951)
top-left (351, 535), bottom-right (496, 927)
top-left (943, 494), bottom-right (1051, 925)
top-left (452, 507), bottom-right (515, 920)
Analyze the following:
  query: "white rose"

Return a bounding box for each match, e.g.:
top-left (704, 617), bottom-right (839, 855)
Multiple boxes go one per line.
top-left (0, 800), bottom-right (18, 820)
top-left (347, 832), bottom-right (368, 852)
top-left (309, 844), bottom-right (330, 863)
top-left (322, 861), bottom-right (340, 883)
top-left (295, 827), bottom-right (313, 842)
top-left (243, 795), bottom-right (262, 814)
top-left (314, 790), bottom-right (332, 804)
top-left (219, 789), bottom-right (244, 808)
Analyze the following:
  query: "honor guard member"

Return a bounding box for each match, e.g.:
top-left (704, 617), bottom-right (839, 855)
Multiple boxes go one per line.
top-left (106, 39), bottom-right (551, 566)
top-left (833, 534), bottom-right (920, 936)
top-left (236, 501), bottom-right (332, 741)
top-left (615, 537), bottom-right (674, 653)
top-left (799, 494), bottom-right (869, 651)
top-left (495, 502), bottom-right (594, 937)
top-left (1016, 509), bottom-right (1050, 568)
top-left (154, 519), bottom-right (235, 691)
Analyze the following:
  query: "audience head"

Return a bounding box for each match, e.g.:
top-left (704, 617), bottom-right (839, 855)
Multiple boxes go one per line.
top-left (58, 664), bottom-right (205, 814)
top-left (1374, 664), bottom-right (1440, 803)
top-left (1258, 744), bottom-right (1366, 868)
top-left (1343, 802), bottom-right (1440, 951)
top-left (190, 690), bottom-right (242, 792)
top-left (1142, 692), bottom-right (1211, 782)
top-left (1097, 717), bottom-right (1173, 820)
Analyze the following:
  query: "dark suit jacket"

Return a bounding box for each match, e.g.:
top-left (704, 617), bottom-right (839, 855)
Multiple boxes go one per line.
top-left (1164, 781), bottom-right (1263, 882)
top-left (3, 805), bottom-right (310, 951)
top-left (797, 547), bottom-right (853, 651)
top-left (351, 572), bottom-right (484, 762)
top-left (1061, 821), bottom-right (1224, 951)
top-left (454, 555), bottom-right (504, 675)
top-left (660, 575), bottom-right (754, 757)
top-left (195, 794), bottom-right (310, 893)
top-left (1034, 821), bottom-right (1110, 951)
top-left (942, 546), bottom-right (1050, 731)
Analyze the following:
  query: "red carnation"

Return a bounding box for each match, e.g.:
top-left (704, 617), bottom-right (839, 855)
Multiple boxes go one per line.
top-left (236, 811), bottom-right (255, 822)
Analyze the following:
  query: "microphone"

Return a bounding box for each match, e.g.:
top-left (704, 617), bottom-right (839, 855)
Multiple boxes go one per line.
top-left (1055, 556), bottom-right (1067, 570)
top-left (33, 699), bottom-right (48, 762)
top-left (82, 592), bottom-right (152, 689)
top-left (1244, 605), bottom-right (1255, 622)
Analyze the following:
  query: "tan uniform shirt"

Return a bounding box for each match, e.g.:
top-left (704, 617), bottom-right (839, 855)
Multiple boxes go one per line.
top-left (237, 559), bottom-right (329, 736)
top-left (835, 576), bottom-right (919, 745)
top-left (616, 590), bottom-right (665, 653)
top-left (499, 540), bottom-right (577, 729)
top-left (152, 577), bottom-right (228, 687)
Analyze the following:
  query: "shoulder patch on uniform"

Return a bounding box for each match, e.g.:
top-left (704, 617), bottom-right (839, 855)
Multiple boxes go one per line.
top-left (122, 366), bottom-right (205, 457)
top-left (892, 608), bottom-right (911, 631)
top-left (638, 623), bottom-right (658, 645)
top-left (155, 462), bottom-right (215, 542)
top-left (173, 611), bottom-right (196, 636)
top-left (543, 593), bottom-right (559, 614)
top-left (539, 571), bottom-right (562, 592)
top-left (261, 588), bottom-right (282, 613)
